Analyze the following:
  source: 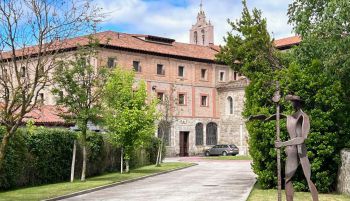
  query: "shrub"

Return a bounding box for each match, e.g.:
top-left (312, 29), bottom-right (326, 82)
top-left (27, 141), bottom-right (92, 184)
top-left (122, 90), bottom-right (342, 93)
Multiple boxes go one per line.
top-left (0, 127), bottom-right (161, 190)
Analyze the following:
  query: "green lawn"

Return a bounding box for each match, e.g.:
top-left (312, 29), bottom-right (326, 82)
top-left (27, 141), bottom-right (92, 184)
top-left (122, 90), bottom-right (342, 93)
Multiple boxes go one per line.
top-left (0, 162), bottom-right (193, 201)
top-left (248, 184), bottom-right (350, 201)
top-left (203, 155), bottom-right (252, 160)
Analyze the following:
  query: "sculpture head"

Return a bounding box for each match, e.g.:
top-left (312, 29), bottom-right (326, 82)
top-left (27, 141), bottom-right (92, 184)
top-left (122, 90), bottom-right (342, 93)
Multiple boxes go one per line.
top-left (285, 94), bottom-right (302, 111)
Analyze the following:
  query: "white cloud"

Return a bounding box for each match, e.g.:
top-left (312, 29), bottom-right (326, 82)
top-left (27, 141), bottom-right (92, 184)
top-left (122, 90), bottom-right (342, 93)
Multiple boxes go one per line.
top-left (96, 0), bottom-right (294, 45)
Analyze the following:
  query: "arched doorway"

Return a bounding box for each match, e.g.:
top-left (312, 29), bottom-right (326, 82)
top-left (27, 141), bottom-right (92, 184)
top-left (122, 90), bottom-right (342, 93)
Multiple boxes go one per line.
top-left (195, 123), bottom-right (203, 145)
top-left (206, 122), bottom-right (217, 145)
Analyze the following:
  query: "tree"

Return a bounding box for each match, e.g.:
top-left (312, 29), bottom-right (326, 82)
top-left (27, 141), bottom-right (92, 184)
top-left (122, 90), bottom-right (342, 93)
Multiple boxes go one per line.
top-left (103, 68), bottom-right (158, 173)
top-left (286, 0), bottom-right (350, 192)
top-left (52, 38), bottom-right (107, 181)
top-left (217, 0), bottom-right (284, 190)
top-left (218, 0), bottom-right (349, 193)
top-left (155, 94), bottom-right (172, 167)
top-left (0, 0), bottom-right (102, 170)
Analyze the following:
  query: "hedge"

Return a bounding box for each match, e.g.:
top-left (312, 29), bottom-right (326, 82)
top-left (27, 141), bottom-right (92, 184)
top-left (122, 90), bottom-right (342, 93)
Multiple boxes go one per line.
top-left (0, 127), bottom-right (162, 190)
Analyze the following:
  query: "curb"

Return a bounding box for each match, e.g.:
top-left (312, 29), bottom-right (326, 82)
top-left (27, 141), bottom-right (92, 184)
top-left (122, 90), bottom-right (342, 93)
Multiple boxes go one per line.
top-left (241, 178), bottom-right (257, 201)
top-left (43, 163), bottom-right (197, 201)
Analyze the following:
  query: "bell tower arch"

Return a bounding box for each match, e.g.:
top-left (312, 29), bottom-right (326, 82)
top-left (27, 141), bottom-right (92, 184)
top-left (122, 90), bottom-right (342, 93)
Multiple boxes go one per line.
top-left (190, 1), bottom-right (214, 46)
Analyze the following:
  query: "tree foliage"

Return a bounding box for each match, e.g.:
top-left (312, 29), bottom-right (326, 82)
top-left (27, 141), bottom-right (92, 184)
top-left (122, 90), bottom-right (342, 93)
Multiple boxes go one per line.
top-left (103, 68), bottom-right (158, 172)
top-left (217, 0), bottom-right (349, 192)
top-left (0, 0), bottom-right (102, 170)
top-left (52, 37), bottom-right (108, 181)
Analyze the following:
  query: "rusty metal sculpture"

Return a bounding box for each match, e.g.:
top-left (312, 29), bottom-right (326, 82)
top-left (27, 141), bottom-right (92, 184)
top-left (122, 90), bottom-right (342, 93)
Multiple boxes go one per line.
top-left (249, 92), bottom-right (319, 201)
top-left (275, 94), bottom-right (319, 201)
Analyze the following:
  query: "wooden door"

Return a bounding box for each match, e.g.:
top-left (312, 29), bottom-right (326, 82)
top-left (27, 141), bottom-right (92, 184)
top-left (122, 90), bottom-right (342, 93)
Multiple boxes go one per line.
top-left (179, 132), bottom-right (189, 157)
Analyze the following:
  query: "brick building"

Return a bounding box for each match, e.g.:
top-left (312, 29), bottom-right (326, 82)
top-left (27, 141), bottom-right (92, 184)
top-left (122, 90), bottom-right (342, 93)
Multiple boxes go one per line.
top-left (11, 5), bottom-right (300, 156)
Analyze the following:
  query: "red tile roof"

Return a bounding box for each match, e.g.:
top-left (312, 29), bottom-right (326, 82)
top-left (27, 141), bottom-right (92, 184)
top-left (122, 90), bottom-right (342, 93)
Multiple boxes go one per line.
top-left (2, 31), bottom-right (221, 63)
top-left (23, 105), bottom-right (69, 126)
top-left (274, 36), bottom-right (301, 49)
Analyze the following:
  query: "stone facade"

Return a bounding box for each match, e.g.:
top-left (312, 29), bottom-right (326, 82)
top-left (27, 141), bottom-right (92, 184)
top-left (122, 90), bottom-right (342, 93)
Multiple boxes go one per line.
top-left (337, 149), bottom-right (350, 195)
top-left (217, 79), bottom-right (249, 155)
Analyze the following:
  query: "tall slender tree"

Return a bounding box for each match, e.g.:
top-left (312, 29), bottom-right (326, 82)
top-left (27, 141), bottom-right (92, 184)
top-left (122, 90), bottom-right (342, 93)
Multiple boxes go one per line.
top-left (104, 68), bottom-right (158, 173)
top-left (52, 37), bottom-right (107, 181)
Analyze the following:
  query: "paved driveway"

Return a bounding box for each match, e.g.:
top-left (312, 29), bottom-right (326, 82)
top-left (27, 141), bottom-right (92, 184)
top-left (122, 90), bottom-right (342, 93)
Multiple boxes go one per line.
top-left (64, 157), bottom-right (256, 201)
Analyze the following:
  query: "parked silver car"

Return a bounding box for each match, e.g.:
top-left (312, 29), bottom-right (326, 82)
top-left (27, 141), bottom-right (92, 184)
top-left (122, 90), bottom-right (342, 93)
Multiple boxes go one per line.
top-left (204, 144), bottom-right (239, 156)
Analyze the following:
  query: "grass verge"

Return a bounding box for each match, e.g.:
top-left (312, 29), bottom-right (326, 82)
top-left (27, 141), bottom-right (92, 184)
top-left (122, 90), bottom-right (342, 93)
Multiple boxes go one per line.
top-left (0, 162), bottom-right (193, 201)
top-left (248, 183), bottom-right (350, 201)
top-left (203, 155), bottom-right (252, 160)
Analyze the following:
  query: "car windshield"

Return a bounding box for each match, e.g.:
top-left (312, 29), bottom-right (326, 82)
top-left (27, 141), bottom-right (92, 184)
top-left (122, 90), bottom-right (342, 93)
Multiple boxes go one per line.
top-left (229, 145), bottom-right (237, 148)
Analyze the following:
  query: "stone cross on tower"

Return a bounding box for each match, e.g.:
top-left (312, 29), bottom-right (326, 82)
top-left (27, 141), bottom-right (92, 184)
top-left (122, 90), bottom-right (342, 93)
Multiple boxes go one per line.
top-left (190, 0), bottom-right (214, 46)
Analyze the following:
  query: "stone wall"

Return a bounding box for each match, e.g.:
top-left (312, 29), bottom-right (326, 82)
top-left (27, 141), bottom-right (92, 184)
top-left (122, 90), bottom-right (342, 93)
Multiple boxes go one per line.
top-left (337, 149), bottom-right (350, 195)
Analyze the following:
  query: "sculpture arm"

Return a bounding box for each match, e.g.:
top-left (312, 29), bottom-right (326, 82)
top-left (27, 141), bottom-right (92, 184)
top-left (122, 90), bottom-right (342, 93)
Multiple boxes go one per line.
top-left (283, 137), bottom-right (305, 146)
top-left (275, 137), bottom-right (305, 148)
top-left (264, 114), bottom-right (287, 121)
top-left (247, 115), bottom-right (267, 121)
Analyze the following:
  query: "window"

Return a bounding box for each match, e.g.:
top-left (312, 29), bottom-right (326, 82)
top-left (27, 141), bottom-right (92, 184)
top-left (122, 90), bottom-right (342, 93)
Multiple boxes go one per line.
top-left (107, 57), bottom-right (116, 68)
top-left (178, 93), bottom-right (186, 105)
top-left (157, 92), bottom-right (164, 101)
top-left (201, 29), bottom-right (205, 44)
top-left (219, 71), bottom-right (225, 82)
top-left (178, 66), bottom-right (184, 77)
top-left (195, 123), bottom-right (203, 145)
top-left (21, 67), bottom-right (26, 77)
top-left (228, 96), bottom-right (233, 114)
top-left (2, 69), bottom-right (8, 80)
top-left (39, 93), bottom-right (44, 103)
top-left (133, 61), bottom-right (141, 72)
top-left (194, 31), bottom-right (198, 44)
top-left (59, 91), bottom-right (64, 101)
top-left (201, 69), bottom-right (207, 79)
top-left (234, 72), bottom-right (237, 80)
top-left (206, 122), bottom-right (218, 145)
top-left (39, 65), bottom-right (45, 75)
top-left (157, 64), bottom-right (165, 75)
top-left (158, 121), bottom-right (171, 146)
top-left (201, 95), bottom-right (208, 107)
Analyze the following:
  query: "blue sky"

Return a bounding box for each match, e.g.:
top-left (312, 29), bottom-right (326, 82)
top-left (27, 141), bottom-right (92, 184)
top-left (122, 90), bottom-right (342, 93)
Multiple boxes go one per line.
top-left (97, 0), bottom-right (294, 45)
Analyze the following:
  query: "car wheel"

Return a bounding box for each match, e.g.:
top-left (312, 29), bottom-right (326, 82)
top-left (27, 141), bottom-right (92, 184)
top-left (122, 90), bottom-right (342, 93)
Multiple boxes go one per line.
top-left (222, 151), bottom-right (227, 156)
top-left (205, 151), bottom-right (210, 156)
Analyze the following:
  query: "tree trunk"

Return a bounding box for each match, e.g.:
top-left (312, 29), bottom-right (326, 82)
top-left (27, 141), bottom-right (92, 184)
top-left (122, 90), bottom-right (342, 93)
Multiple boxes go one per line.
top-left (159, 140), bottom-right (164, 164)
top-left (70, 140), bottom-right (77, 182)
top-left (0, 133), bottom-right (10, 171)
top-left (125, 159), bottom-right (129, 173)
top-left (156, 141), bottom-right (161, 166)
top-left (156, 139), bottom-right (164, 167)
top-left (120, 148), bottom-right (123, 174)
top-left (81, 126), bottom-right (87, 182)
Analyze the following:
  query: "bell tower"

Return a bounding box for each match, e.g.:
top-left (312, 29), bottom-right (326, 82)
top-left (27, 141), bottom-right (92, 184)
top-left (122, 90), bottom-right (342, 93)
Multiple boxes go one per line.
top-left (190, 0), bottom-right (214, 46)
